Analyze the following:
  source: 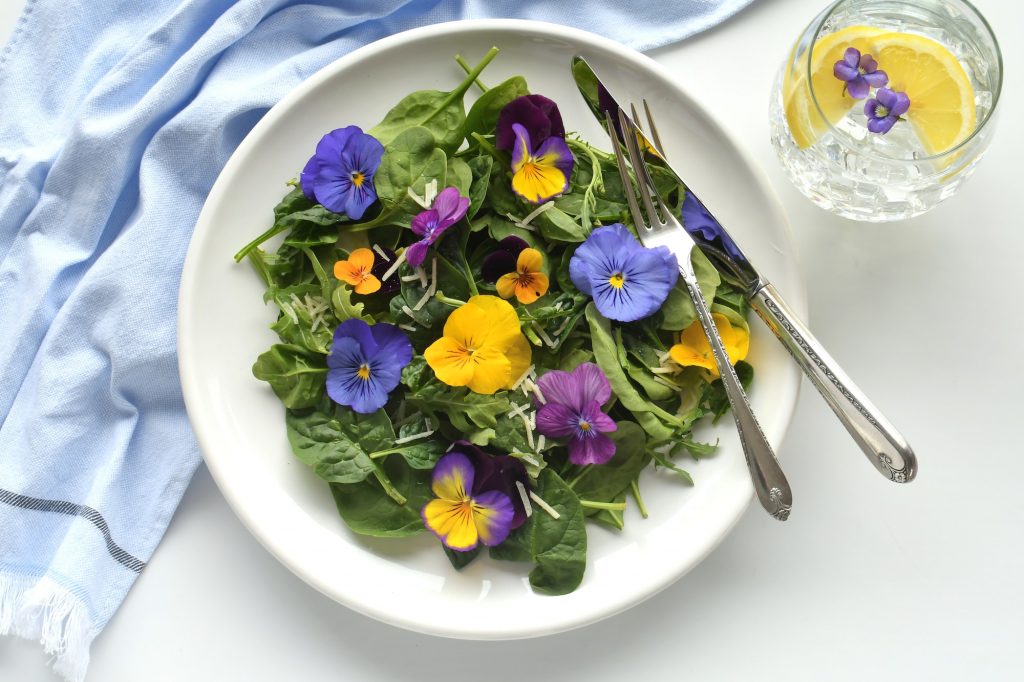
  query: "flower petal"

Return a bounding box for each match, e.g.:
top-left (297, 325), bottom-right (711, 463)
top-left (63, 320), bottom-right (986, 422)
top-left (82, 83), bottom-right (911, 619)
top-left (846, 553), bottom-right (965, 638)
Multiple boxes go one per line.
top-left (464, 345), bottom-right (512, 395)
top-left (495, 94), bottom-right (566, 151)
top-left (535, 401), bottom-right (579, 438)
top-left (411, 209), bottom-right (439, 239)
top-left (512, 162), bottom-right (569, 204)
top-left (568, 432), bottom-right (617, 465)
top-left (833, 62), bottom-right (859, 82)
top-left (516, 247), bottom-right (544, 274)
top-left (405, 240), bottom-right (428, 269)
top-left (534, 136), bottom-right (574, 179)
top-left (329, 319), bottom-right (378, 363)
top-left (859, 53), bottom-right (878, 72)
top-left (571, 362), bottom-right (612, 406)
top-left (846, 77), bottom-right (870, 100)
top-left (843, 47), bottom-right (861, 68)
top-left (348, 247), bottom-right (375, 270)
top-left (353, 276), bottom-right (381, 294)
top-left (422, 499), bottom-right (478, 551)
top-left (867, 116), bottom-right (897, 134)
top-left (495, 272), bottom-right (519, 299)
top-left (300, 154), bottom-right (320, 200)
top-left (458, 295), bottom-right (522, 349)
top-left (862, 70), bottom-right (888, 88)
top-left (472, 490), bottom-right (515, 547)
top-left (510, 123), bottom-right (532, 174)
top-left (431, 451), bottom-right (475, 501)
top-left (876, 87), bottom-right (897, 109)
top-left (503, 333), bottom-right (532, 390)
top-left (890, 91), bottom-right (911, 116)
top-left (515, 272), bottom-right (548, 304)
top-left (482, 250), bottom-right (518, 283)
top-left (368, 322), bottom-right (414, 371)
top-left (432, 187), bottom-right (470, 227)
top-left (536, 368), bottom-right (584, 412)
top-left (424, 336), bottom-right (474, 388)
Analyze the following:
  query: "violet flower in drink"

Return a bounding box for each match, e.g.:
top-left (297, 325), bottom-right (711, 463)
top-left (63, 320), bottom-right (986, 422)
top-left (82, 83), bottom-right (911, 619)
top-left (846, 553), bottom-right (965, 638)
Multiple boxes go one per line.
top-left (865, 88), bottom-right (911, 134)
top-left (833, 47), bottom-right (888, 99)
top-left (535, 363), bottom-right (618, 465)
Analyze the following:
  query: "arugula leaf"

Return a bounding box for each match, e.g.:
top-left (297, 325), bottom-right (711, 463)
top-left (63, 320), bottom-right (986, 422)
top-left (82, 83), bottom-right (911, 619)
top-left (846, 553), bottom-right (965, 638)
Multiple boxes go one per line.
top-left (462, 75), bottom-right (529, 141)
top-left (286, 405), bottom-right (394, 484)
top-left (330, 456), bottom-right (432, 537)
top-left (252, 344), bottom-right (327, 409)
top-left (407, 381), bottom-right (510, 433)
top-left (491, 469), bottom-right (587, 595)
top-left (330, 283), bottom-right (373, 323)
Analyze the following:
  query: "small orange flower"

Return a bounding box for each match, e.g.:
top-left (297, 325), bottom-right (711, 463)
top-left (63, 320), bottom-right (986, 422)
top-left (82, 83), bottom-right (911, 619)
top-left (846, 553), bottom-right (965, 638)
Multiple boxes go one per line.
top-left (495, 248), bottom-right (549, 304)
top-left (333, 248), bottom-right (381, 295)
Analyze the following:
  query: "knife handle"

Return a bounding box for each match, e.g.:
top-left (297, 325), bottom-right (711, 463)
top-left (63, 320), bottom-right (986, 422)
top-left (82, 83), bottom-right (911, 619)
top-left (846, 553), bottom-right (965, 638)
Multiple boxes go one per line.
top-left (750, 283), bottom-right (917, 483)
top-left (682, 272), bottom-right (792, 521)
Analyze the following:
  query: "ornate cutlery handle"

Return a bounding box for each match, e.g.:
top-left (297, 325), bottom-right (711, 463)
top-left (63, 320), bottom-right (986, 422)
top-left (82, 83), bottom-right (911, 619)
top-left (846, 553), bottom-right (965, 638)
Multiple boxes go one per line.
top-left (750, 283), bottom-right (917, 483)
top-left (682, 272), bottom-right (792, 521)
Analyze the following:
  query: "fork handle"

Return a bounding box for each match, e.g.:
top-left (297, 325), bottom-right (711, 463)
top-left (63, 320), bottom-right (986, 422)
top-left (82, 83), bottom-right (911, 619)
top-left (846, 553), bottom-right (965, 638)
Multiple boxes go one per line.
top-left (750, 282), bottom-right (917, 483)
top-left (682, 273), bottom-right (792, 521)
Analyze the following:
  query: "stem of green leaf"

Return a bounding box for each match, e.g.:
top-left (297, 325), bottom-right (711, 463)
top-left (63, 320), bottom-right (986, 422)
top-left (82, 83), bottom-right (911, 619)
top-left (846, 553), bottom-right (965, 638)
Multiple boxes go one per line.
top-left (579, 500), bottom-right (627, 511)
top-left (423, 47), bottom-right (499, 127)
top-left (372, 462), bottom-right (407, 506)
top-left (630, 480), bottom-right (649, 519)
top-left (454, 54), bottom-right (489, 93)
top-left (434, 291), bottom-right (467, 307)
top-left (567, 466), bottom-right (592, 490)
top-left (470, 132), bottom-right (502, 161)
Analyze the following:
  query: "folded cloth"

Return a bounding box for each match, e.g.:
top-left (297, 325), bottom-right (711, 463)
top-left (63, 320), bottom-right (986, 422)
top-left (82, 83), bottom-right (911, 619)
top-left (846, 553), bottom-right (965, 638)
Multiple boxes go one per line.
top-left (0, 0), bottom-right (755, 679)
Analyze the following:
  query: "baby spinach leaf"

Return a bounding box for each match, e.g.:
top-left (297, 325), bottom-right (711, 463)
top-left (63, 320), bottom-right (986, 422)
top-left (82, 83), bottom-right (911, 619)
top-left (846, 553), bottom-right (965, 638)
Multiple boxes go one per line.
top-left (235, 195), bottom-right (347, 262)
top-left (446, 156), bottom-right (473, 195)
top-left (400, 356), bottom-right (432, 392)
top-left (466, 155), bottom-right (493, 220)
top-left (571, 422), bottom-right (650, 508)
top-left (492, 469), bottom-right (587, 595)
top-left (659, 249), bottom-right (722, 331)
top-left (617, 329), bottom-right (674, 402)
top-left (286, 405), bottom-right (394, 484)
top-left (585, 303), bottom-right (678, 441)
top-left (330, 456), bottom-right (432, 537)
top-left (391, 416), bottom-right (446, 469)
top-left (704, 360), bottom-right (754, 423)
top-left (535, 205), bottom-right (589, 243)
top-left (462, 75), bottom-right (529, 140)
top-left (252, 344), bottom-right (327, 409)
top-left (484, 213), bottom-right (541, 247)
top-left (443, 545), bottom-right (482, 569)
top-left (373, 126), bottom-right (448, 227)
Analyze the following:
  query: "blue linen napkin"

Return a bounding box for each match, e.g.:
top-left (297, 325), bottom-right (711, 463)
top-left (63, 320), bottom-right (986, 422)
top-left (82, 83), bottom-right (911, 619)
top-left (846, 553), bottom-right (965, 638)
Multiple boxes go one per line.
top-left (0, 0), bottom-right (754, 679)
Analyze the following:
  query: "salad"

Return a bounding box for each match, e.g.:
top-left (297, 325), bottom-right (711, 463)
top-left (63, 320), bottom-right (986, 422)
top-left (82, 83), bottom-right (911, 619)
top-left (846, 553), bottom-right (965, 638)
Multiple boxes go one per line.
top-left (235, 48), bottom-right (754, 595)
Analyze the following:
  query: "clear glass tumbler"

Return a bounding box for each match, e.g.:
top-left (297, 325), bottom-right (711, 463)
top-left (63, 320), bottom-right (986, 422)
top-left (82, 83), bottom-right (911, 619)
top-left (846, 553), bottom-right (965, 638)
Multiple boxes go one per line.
top-left (769, 0), bottom-right (1002, 221)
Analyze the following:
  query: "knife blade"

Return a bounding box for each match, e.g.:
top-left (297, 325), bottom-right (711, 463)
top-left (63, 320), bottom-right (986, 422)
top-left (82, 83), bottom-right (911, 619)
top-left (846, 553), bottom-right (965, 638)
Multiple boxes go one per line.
top-left (571, 56), bottom-right (917, 484)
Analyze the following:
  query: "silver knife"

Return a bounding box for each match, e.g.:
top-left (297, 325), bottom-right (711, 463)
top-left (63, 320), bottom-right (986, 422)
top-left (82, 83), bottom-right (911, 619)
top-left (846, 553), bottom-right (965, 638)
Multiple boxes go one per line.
top-left (572, 56), bottom-right (917, 484)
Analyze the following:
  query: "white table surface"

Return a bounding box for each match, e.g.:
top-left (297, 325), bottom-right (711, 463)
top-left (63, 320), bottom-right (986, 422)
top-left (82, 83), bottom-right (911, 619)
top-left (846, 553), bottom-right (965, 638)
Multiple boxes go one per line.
top-left (2, 0), bottom-right (1021, 680)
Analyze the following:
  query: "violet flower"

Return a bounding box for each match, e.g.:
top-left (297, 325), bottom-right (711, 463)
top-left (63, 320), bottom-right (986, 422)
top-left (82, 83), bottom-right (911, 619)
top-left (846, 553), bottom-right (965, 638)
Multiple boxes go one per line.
top-left (865, 88), bottom-right (911, 134)
top-left (680, 191), bottom-right (744, 263)
top-left (406, 187), bottom-right (470, 269)
top-left (495, 94), bottom-right (566, 152)
top-left (326, 319), bottom-right (412, 413)
top-left (833, 47), bottom-right (888, 100)
top-left (482, 235), bottom-right (529, 283)
top-left (535, 363), bottom-right (618, 465)
top-left (300, 126), bottom-right (384, 220)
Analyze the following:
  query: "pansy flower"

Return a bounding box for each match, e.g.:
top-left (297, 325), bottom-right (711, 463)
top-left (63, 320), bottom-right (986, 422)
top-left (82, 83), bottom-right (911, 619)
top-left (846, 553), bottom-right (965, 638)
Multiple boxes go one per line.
top-left (569, 223), bottom-right (678, 322)
top-left (369, 245), bottom-right (400, 294)
top-left (681, 192), bottom-right (744, 262)
top-left (510, 123), bottom-right (574, 204)
top-left (326, 319), bottom-right (413, 413)
top-left (495, 94), bottom-right (566, 152)
top-left (300, 126), bottom-right (384, 220)
top-left (406, 187), bottom-right (470, 268)
top-left (865, 88), bottom-right (911, 135)
top-left (424, 295), bottom-right (531, 395)
top-left (669, 313), bottom-right (749, 378)
top-left (535, 363), bottom-right (618, 465)
top-left (422, 450), bottom-right (516, 551)
top-left (334, 248), bottom-right (381, 294)
top-left (482, 235), bottom-right (529, 283)
top-left (833, 47), bottom-right (888, 100)
top-left (496, 247), bottom-right (549, 304)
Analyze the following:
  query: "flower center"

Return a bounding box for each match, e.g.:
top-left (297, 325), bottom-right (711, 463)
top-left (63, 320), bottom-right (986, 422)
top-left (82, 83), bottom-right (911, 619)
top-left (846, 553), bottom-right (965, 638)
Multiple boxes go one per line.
top-left (578, 419), bottom-right (591, 432)
top-left (608, 272), bottom-right (626, 289)
top-left (351, 171), bottom-right (365, 188)
top-left (356, 363), bottom-right (372, 380)
top-left (876, 105), bottom-right (889, 118)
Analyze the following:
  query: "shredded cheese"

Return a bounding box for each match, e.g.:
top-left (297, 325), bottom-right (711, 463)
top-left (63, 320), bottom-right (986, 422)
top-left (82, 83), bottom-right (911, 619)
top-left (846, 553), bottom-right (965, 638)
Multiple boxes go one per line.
top-left (529, 491), bottom-right (560, 519)
top-left (507, 402), bottom-right (530, 420)
top-left (649, 366), bottom-right (679, 375)
top-left (416, 266), bottom-right (428, 288)
top-left (412, 287), bottom-right (433, 311)
top-left (401, 273), bottom-right (422, 282)
top-left (532, 322), bottom-right (556, 348)
top-left (398, 323), bottom-right (417, 332)
top-left (510, 364), bottom-right (535, 392)
top-left (529, 379), bottom-right (546, 405)
top-left (380, 249), bottom-right (408, 282)
top-left (407, 186), bottom-right (430, 208)
top-left (518, 201), bottom-right (554, 227)
top-left (657, 350), bottom-right (671, 363)
top-left (515, 481), bottom-right (533, 518)
top-left (553, 316), bottom-right (574, 338)
top-left (520, 413), bottom-right (535, 450)
top-left (504, 212), bottom-right (537, 232)
top-left (401, 305), bottom-right (417, 320)
top-left (371, 244), bottom-right (388, 260)
top-left (536, 434), bottom-right (546, 453)
top-left (394, 429), bottom-right (434, 445)
top-left (516, 452), bottom-right (540, 467)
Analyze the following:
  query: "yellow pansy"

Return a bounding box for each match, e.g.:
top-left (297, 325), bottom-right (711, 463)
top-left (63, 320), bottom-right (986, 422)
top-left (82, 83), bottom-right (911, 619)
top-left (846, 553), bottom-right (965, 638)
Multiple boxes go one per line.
top-left (424, 295), bottom-right (531, 394)
top-left (669, 312), bottom-right (749, 378)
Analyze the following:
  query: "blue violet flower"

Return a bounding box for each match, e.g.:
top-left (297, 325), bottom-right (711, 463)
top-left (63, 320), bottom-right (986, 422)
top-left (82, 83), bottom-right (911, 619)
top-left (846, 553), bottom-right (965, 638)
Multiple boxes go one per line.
top-left (833, 47), bottom-right (888, 100)
top-left (865, 87), bottom-right (911, 134)
top-left (300, 126), bottom-right (384, 220)
top-left (326, 319), bottom-right (412, 413)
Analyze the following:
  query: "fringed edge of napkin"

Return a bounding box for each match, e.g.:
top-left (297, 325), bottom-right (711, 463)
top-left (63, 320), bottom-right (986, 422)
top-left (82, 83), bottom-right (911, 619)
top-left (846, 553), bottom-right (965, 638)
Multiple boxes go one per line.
top-left (0, 572), bottom-right (98, 682)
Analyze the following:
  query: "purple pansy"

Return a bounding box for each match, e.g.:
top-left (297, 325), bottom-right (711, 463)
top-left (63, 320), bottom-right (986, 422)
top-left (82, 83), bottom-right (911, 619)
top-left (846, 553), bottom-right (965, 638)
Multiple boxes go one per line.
top-left (865, 87), bottom-right (911, 135)
top-left (569, 224), bottom-right (678, 323)
top-left (495, 94), bottom-right (566, 152)
top-left (680, 191), bottom-right (745, 263)
top-left (326, 319), bottom-right (412, 413)
top-left (535, 363), bottom-right (617, 466)
top-left (300, 126), bottom-right (384, 220)
top-left (482, 235), bottom-right (529, 283)
top-left (833, 47), bottom-right (888, 100)
top-left (406, 187), bottom-right (470, 269)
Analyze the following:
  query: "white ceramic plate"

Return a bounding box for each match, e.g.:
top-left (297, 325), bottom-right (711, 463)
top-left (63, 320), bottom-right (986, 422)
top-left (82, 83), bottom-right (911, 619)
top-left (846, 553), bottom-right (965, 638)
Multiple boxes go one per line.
top-left (178, 19), bottom-right (805, 640)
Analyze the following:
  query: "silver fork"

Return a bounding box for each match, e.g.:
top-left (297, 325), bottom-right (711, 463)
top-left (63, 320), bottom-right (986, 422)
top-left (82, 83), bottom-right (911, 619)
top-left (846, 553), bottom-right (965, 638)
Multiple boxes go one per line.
top-left (608, 108), bottom-right (793, 521)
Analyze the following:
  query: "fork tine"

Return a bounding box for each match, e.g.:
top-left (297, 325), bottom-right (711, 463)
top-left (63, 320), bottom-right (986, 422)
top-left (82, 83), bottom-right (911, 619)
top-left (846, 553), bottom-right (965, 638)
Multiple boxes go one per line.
top-left (604, 112), bottom-right (647, 232)
top-left (617, 108), bottom-right (665, 227)
top-left (642, 99), bottom-right (665, 155)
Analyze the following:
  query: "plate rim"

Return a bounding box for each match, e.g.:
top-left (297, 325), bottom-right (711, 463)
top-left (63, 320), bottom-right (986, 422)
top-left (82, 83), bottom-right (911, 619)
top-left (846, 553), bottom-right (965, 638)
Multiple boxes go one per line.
top-left (178, 18), bottom-right (805, 640)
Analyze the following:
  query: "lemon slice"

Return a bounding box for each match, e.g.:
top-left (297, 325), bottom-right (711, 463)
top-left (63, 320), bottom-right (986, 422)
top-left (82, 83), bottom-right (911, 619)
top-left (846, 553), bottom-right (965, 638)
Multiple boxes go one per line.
top-left (870, 32), bottom-right (976, 156)
top-left (783, 25), bottom-right (885, 148)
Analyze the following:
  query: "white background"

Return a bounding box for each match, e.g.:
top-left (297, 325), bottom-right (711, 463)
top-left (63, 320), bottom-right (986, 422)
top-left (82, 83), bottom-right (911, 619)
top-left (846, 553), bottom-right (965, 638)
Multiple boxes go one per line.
top-left (1, 0), bottom-right (1021, 679)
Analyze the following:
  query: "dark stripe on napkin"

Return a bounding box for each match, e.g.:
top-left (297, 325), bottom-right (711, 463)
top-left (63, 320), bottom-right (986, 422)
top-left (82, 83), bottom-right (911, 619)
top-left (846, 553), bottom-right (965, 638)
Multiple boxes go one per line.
top-left (0, 487), bottom-right (146, 573)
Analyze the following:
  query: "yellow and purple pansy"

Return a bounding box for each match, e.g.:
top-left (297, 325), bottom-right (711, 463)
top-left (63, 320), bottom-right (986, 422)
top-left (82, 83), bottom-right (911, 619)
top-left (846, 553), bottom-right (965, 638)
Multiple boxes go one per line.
top-left (326, 319), bottom-right (412, 413)
top-left (300, 126), bottom-right (384, 220)
top-left (422, 443), bottom-right (530, 551)
top-left (495, 94), bottom-right (566, 152)
top-left (509, 123), bottom-right (574, 204)
top-left (423, 295), bottom-right (531, 395)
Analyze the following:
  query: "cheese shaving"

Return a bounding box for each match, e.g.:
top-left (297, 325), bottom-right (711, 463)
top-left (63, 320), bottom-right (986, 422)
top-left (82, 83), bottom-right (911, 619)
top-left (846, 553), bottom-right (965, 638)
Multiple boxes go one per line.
top-left (520, 413), bottom-right (535, 450)
top-left (553, 316), bottom-right (574, 338)
top-left (649, 366), bottom-right (679, 375)
top-left (515, 481), bottom-right (533, 518)
top-left (401, 305), bottom-right (416, 319)
top-left (507, 402), bottom-right (530, 420)
top-left (407, 186), bottom-right (430, 209)
top-left (536, 434), bottom-right (546, 453)
top-left (416, 266), bottom-right (428, 288)
top-left (532, 322), bottom-right (556, 348)
top-left (504, 212), bottom-right (537, 232)
top-left (510, 364), bottom-right (535, 391)
top-left (401, 273), bottom-right (422, 282)
top-left (380, 249), bottom-right (407, 282)
top-left (529, 491), bottom-right (560, 519)
top-left (518, 200), bottom-right (554, 227)
top-left (412, 287), bottom-right (433, 311)
top-left (398, 323), bottom-right (417, 332)
top-left (372, 244), bottom-right (388, 260)
top-left (394, 429), bottom-right (434, 445)
top-left (657, 350), bottom-right (671, 363)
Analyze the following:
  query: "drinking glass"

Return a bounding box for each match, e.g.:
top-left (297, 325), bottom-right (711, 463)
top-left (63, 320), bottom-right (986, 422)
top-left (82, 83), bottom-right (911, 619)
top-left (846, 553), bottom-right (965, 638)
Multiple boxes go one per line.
top-left (769, 0), bottom-right (1002, 221)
